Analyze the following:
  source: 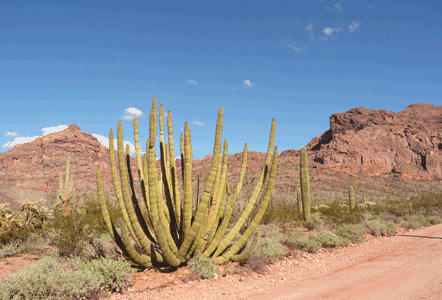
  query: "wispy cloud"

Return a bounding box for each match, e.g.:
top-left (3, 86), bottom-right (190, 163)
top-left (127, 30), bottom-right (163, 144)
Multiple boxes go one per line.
top-left (306, 23), bottom-right (314, 40)
top-left (244, 80), bottom-right (254, 88)
top-left (122, 107), bottom-right (144, 120)
top-left (193, 121), bottom-right (204, 127)
top-left (334, 3), bottom-right (344, 14)
top-left (367, 5), bottom-right (372, 11)
top-left (349, 21), bottom-right (360, 33)
top-left (186, 79), bottom-right (198, 85)
top-left (288, 44), bottom-right (305, 53)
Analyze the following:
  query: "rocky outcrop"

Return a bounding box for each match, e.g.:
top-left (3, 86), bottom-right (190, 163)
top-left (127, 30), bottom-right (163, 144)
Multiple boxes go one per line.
top-left (306, 103), bottom-right (442, 178)
top-left (0, 124), bottom-right (163, 209)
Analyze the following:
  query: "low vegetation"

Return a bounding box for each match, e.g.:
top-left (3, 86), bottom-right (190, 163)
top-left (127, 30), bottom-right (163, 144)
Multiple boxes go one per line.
top-left (1, 186), bottom-right (442, 299)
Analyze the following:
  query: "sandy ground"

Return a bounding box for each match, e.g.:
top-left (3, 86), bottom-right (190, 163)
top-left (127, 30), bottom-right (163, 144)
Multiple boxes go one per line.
top-left (103, 223), bottom-right (442, 300)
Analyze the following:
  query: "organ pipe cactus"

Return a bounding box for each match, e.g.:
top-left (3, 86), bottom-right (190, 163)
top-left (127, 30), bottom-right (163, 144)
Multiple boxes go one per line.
top-left (349, 185), bottom-right (355, 213)
top-left (297, 187), bottom-right (303, 216)
top-left (300, 146), bottom-right (311, 221)
top-left (57, 152), bottom-right (74, 216)
top-left (96, 97), bottom-right (278, 268)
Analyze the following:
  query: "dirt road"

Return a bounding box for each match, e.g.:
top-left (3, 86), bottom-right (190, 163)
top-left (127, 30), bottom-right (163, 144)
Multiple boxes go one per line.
top-left (107, 223), bottom-right (442, 300)
top-left (248, 225), bottom-right (442, 300)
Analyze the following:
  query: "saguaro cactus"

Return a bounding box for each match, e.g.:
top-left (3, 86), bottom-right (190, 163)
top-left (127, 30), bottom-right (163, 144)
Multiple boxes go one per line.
top-left (96, 97), bottom-right (278, 268)
top-left (57, 152), bottom-right (74, 216)
top-left (349, 185), bottom-right (355, 213)
top-left (300, 146), bottom-right (311, 221)
top-left (297, 187), bottom-right (303, 216)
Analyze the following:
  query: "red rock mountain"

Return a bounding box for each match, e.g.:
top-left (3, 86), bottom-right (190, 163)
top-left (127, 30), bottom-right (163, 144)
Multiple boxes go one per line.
top-left (301, 103), bottom-right (442, 180)
top-left (1, 103), bottom-right (441, 210)
top-left (0, 124), bottom-right (162, 210)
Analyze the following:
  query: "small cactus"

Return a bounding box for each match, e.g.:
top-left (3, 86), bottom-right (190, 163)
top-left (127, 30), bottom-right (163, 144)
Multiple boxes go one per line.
top-left (57, 152), bottom-right (74, 216)
top-left (349, 185), bottom-right (355, 213)
top-left (300, 146), bottom-right (311, 221)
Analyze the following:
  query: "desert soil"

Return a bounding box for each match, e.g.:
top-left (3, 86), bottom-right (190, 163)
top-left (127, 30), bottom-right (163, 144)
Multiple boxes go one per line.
top-left (1, 224), bottom-right (442, 300)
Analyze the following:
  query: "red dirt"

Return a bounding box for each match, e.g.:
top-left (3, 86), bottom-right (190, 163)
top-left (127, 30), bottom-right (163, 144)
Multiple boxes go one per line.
top-left (2, 224), bottom-right (442, 300)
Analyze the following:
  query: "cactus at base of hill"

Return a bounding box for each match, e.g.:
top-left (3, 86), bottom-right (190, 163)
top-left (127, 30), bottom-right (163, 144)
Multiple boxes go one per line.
top-left (297, 187), bottom-right (303, 216)
top-left (300, 146), bottom-right (311, 221)
top-left (349, 185), bottom-right (355, 213)
top-left (56, 152), bottom-right (74, 217)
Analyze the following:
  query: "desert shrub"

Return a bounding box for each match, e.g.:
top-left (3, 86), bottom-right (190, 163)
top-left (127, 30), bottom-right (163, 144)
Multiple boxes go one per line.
top-left (382, 220), bottom-right (397, 236)
top-left (247, 253), bottom-right (269, 272)
top-left (410, 192), bottom-right (442, 214)
top-left (0, 255), bottom-right (136, 300)
top-left (40, 199), bottom-right (109, 261)
top-left (258, 224), bottom-right (284, 242)
top-left (311, 231), bottom-right (349, 248)
top-left (320, 201), bottom-right (365, 227)
top-left (363, 220), bottom-right (384, 236)
top-left (188, 255), bottom-right (219, 280)
top-left (334, 224), bottom-right (365, 243)
top-left (254, 237), bottom-right (288, 263)
top-left (426, 215), bottom-right (442, 225)
top-left (283, 231), bottom-right (321, 253)
top-left (402, 214), bottom-right (431, 229)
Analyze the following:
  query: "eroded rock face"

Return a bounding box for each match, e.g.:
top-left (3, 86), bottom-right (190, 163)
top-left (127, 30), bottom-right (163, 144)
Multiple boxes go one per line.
top-left (0, 124), bottom-right (163, 209)
top-left (307, 103), bottom-right (442, 178)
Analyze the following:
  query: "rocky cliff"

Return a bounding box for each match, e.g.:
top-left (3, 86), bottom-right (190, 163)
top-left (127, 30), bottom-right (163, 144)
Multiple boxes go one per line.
top-left (303, 103), bottom-right (442, 179)
top-left (0, 124), bottom-right (163, 209)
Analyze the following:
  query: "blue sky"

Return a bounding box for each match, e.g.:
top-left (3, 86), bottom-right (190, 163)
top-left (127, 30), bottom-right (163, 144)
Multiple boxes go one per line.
top-left (1, 0), bottom-right (441, 160)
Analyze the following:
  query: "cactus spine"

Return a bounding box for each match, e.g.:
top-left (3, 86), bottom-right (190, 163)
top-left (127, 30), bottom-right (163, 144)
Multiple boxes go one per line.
top-left (349, 185), bottom-right (355, 213)
top-left (96, 97), bottom-right (278, 268)
top-left (297, 187), bottom-right (303, 216)
top-left (300, 146), bottom-right (311, 221)
top-left (57, 152), bottom-right (73, 216)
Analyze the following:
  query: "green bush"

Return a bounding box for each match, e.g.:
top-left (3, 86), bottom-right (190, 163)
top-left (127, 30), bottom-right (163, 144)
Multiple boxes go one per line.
top-left (283, 231), bottom-right (321, 253)
top-left (402, 214), bottom-right (431, 229)
top-left (334, 224), bottom-right (365, 243)
top-left (311, 231), bottom-right (349, 248)
top-left (0, 255), bottom-right (136, 300)
top-left (382, 220), bottom-right (397, 236)
top-left (320, 201), bottom-right (365, 227)
top-left (363, 220), bottom-right (384, 236)
top-left (427, 215), bottom-right (442, 225)
top-left (188, 255), bottom-right (220, 280)
top-left (254, 237), bottom-right (288, 263)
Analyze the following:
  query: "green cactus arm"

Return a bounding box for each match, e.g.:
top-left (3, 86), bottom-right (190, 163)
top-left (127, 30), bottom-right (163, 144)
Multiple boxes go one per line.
top-left (213, 146), bottom-right (278, 264)
top-left (182, 122), bottom-right (193, 236)
top-left (107, 128), bottom-right (142, 247)
top-left (230, 231), bottom-right (259, 262)
top-left (211, 118), bottom-right (275, 258)
top-left (166, 110), bottom-right (182, 231)
top-left (177, 107), bottom-right (224, 261)
top-left (117, 121), bottom-right (156, 257)
top-left (57, 172), bottom-right (63, 204)
top-left (297, 187), bottom-right (303, 215)
top-left (206, 139), bottom-right (228, 243)
top-left (96, 165), bottom-right (153, 268)
top-left (201, 143), bottom-right (248, 258)
top-left (155, 220), bottom-right (181, 267)
top-left (133, 117), bottom-right (151, 215)
top-left (205, 138), bottom-right (226, 240)
top-left (300, 146), bottom-right (311, 221)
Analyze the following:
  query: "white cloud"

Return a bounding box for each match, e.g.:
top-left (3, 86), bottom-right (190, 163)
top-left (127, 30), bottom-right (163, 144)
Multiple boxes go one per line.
top-left (92, 134), bottom-right (148, 156)
top-left (288, 44), bottom-right (305, 53)
top-left (232, 88), bottom-right (236, 90)
top-left (186, 79), bottom-right (198, 85)
top-left (122, 107), bottom-right (144, 120)
top-left (323, 27), bottom-right (342, 36)
top-left (367, 5), bottom-right (372, 11)
top-left (244, 80), bottom-right (254, 88)
top-left (2, 125), bottom-right (69, 150)
top-left (306, 23), bottom-right (314, 40)
top-left (192, 121), bottom-right (204, 127)
top-left (349, 21), bottom-right (360, 33)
